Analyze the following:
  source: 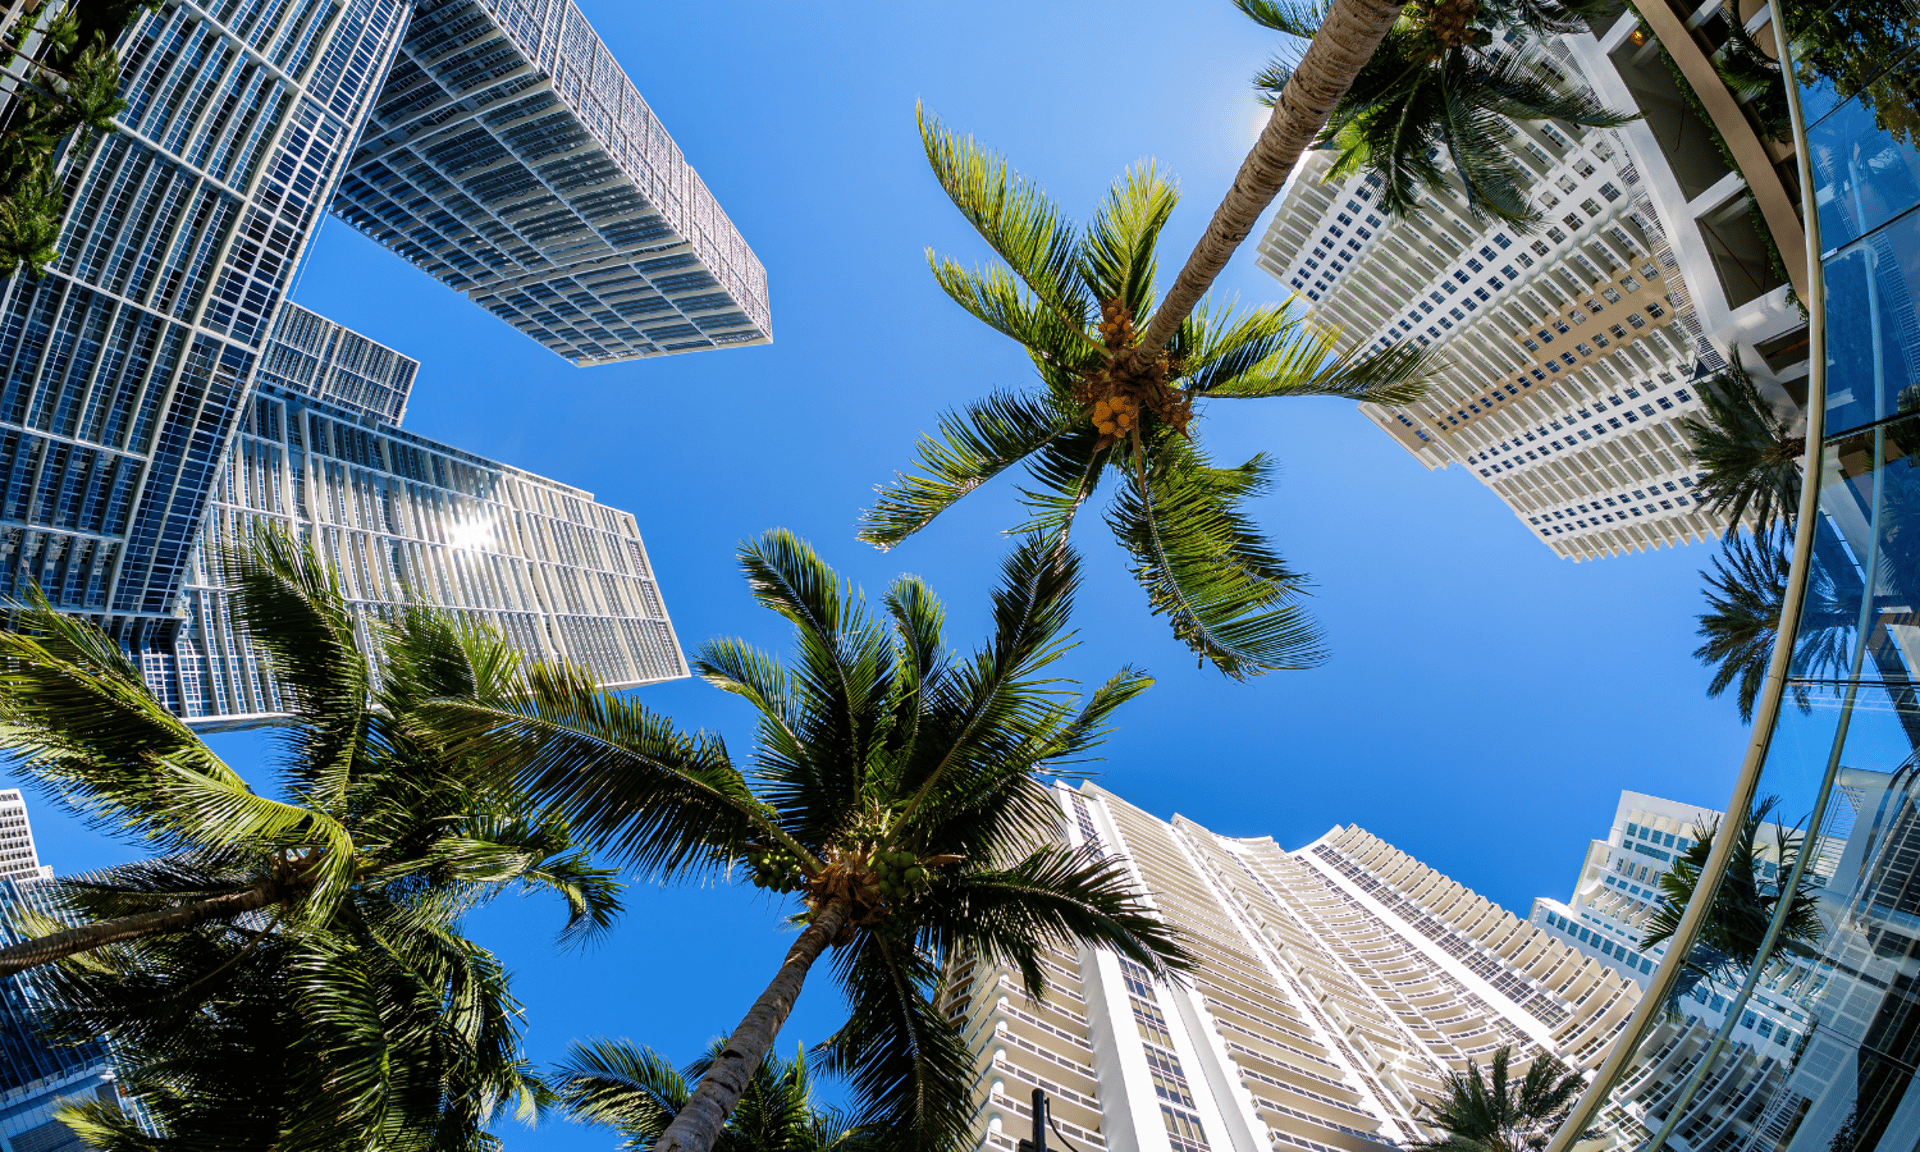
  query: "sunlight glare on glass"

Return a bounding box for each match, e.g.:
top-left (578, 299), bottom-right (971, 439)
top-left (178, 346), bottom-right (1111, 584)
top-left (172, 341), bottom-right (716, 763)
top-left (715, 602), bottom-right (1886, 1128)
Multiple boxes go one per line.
top-left (447, 518), bottom-right (495, 552)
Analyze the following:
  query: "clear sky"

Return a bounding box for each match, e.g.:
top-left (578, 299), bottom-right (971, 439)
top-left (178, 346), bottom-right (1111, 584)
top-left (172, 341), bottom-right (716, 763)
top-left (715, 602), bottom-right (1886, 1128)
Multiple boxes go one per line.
top-left (9, 1), bottom-right (1756, 1146)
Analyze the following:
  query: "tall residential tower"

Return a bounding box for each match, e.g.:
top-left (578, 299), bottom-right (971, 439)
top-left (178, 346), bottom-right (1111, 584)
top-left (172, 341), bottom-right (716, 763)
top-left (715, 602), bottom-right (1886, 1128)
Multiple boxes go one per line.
top-left (1256, 35), bottom-right (1803, 561)
top-left (950, 785), bottom-right (1643, 1152)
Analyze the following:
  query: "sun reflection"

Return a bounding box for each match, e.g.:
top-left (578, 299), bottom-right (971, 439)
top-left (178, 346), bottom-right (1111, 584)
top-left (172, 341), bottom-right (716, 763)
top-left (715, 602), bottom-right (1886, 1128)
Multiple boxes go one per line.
top-left (447, 518), bottom-right (495, 551)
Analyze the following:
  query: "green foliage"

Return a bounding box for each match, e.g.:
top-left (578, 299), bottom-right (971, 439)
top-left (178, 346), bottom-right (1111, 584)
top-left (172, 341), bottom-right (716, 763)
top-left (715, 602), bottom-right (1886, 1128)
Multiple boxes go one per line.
top-left (1412, 1046), bottom-right (1587, 1152)
top-left (556, 1039), bottom-right (887, 1152)
top-left (866, 115), bottom-right (1431, 677)
top-left (0, 0), bottom-right (159, 280)
top-left (1239, 0), bottom-right (1635, 227)
top-left (1640, 796), bottom-right (1825, 999)
top-left (1692, 529), bottom-right (1854, 722)
top-left (1679, 364), bottom-right (1805, 534)
top-left (429, 530), bottom-right (1191, 1149)
top-left (0, 530), bottom-right (622, 1149)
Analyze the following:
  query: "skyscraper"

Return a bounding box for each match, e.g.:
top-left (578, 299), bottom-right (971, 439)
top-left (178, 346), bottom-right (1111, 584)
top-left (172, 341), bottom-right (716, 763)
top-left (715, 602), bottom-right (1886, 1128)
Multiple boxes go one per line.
top-left (0, 0), bottom-right (761, 722)
top-left (153, 302), bottom-right (686, 725)
top-left (0, 790), bottom-right (49, 885)
top-left (0, 799), bottom-right (112, 1152)
top-left (1526, 790), bottom-right (1815, 1152)
top-left (332, 0), bottom-right (771, 364)
top-left (1255, 35), bottom-right (1804, 561)
top-left (950, 784), bottom-right (1643, 1152)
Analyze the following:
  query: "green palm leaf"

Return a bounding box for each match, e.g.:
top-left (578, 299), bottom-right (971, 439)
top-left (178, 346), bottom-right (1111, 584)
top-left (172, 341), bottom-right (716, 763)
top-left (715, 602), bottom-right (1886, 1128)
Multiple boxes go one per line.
top-left (1106, 443), bottom-right (1325, 678)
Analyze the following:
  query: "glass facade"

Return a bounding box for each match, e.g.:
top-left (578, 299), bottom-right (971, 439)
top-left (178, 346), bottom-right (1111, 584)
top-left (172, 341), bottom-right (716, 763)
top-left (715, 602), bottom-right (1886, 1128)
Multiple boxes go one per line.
top-left (0, 877), bottom-right (112, 1152)
top-left (148, 304), bottom-right (686, 724)
top-left (1559, 1), bottom-right (1920, 1148)
top-left (0, 0), bottom-right (409, 655)
top-left (330, 0), bottom-right (772, 364)
top-left (0, 0), bottom-right (747, 724)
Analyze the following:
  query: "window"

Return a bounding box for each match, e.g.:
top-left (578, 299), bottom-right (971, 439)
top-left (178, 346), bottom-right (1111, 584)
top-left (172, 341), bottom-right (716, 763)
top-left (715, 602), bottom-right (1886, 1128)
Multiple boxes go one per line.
top-left (1337, 213), bottom-right (1352, 225)
top-left (1585, 298), bottom-right (1605, 313)
top-left (1576, 159), bottom-right (1596, 177)
top-left (1641, 262), bottom-right (1660, 279)
top-left (1531, 240), bottom-right (1551, 257)
top-left (1467, 258), bottom-right (1484, 272)
top-left (1645, 301), bottom-right (1665, 318)
top-left (1581, 198), bottom-right (1602, 217)
top-left (1502, 265), bottom-right (1517, 278)
top-left (1609, 324), bottom-right (1627, 339)
top-left (1553, 320), bottom-right (1570, 334)
top-left (1620, 274), bottom-right (1641, 291)
top-left (1594, 334), bottom-right (1610, 348)
top-left (1556, 175), bottom-right (1578, 194)
top-left (1599, 181), bottom-right (1621, 202)
top-left (1522, 337), bottom-right (1539, 352)
top-left (1576, 343), bottom-right (1593, 356)
top-left (1538, 329), bottom-right (1555, 344)
top-left (1548, 226), bottom-right (1567, 243)
top-left (1563, 213), bottom-right (1584, 230)
top-left (1626, 313), bottom-right (1646, 328)
top-left (1494, 234), bottom-right (1511, 249)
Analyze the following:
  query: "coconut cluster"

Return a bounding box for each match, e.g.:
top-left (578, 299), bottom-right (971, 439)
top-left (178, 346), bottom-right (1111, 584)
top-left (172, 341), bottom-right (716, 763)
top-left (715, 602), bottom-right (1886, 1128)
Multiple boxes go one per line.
top-left (746, 846), bottom-right (808, 892)
top-left (867, 850), bottom-right (930, 898)
top-left (1414, 0), bottom-right (1483, 50)
top-left (1075, 299), bottom-right (1193, 450)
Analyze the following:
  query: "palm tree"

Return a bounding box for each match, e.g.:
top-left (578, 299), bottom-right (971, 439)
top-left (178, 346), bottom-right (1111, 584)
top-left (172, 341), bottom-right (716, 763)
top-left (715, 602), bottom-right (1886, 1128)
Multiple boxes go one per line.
top-left (1414, 1046), bottom-right (1587, 1152)
top-left (1678, 365), bottom-right (1805, 535)
top-left (0, 170), bottom-right (63, 278)
top-left (1694, 528), bottom-right (1854, 722)
top-left (430, 530), bottom-right (1191, 1152)
top-left (1640, 797), bottom-right (1824, 1000)
top-left (0, 532), bottom-right (621, 1146)
top-left (557, 1038), bottom-right (880, 1152)
top-left (862, 122), bottom-right (1429, 677)
top-left (1240, 0), bottom-right (1636, 226)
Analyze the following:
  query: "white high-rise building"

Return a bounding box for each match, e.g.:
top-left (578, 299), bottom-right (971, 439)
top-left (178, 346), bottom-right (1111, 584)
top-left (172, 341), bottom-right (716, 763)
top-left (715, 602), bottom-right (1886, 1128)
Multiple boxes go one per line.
top-left (0, 791), bottom-right (49, 885)
top-left (1254, 35), bottom-right (1803, 561)
top-left (1526, 791), bottom-right (1815, 1152)
top-left (949, 785), bottom-right (1643, 1152)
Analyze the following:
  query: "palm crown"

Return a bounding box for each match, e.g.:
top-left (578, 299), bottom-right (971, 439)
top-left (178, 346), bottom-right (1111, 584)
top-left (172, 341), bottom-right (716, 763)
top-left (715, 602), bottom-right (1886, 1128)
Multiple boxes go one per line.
top-left (434, 530), bottom-right (1189, 1152)
top-left (860, 114), bottom-right (1430, 678)
top-left (557, 1038), bottom-right (882, 1152)
top-left (1414, 1046), bottom-right (1587, 1152)
top-left (0, 533), bottom-right (620, 1148)
top-left (1241, 0), bottom-right (1634, 226)
top-left (1640, 797), bottom-right (1823, 1001)
top-left (1678, 365), bottom-right (1806, 535)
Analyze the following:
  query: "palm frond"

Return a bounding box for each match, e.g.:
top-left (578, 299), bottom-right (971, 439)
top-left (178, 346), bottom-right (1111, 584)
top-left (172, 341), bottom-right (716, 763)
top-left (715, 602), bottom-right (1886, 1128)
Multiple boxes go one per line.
top-left (814, 933), bottom-right (975, 1152)
top-left (1080, 163), bottom-right (1179, 319)
top-left (224, 527), bottom-right (371, 804)
top-left (1105, 444), bottom-right (1325, 678)
top-left (920, 845), bottom-right (1190, 1000)
top-left (421, 662), bottom-right (767, 882)
top-left (1233, 0), bottom-right (1325, 36)
top-left (858, 391), bottom-right (1078, 549)
top-left (917, 105), bottom-right (1087, 326)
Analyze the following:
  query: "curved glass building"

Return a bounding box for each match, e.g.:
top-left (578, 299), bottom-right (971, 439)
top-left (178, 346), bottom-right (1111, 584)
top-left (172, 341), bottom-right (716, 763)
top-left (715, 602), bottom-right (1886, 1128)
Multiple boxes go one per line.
top-left (1544, 0), bottom-right (1920, 1149)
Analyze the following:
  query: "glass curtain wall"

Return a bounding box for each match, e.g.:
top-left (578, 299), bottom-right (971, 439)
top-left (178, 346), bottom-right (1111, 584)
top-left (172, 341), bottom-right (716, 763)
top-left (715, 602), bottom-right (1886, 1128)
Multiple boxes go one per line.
top-left (1556, 0), bottom-right (1920, 1148)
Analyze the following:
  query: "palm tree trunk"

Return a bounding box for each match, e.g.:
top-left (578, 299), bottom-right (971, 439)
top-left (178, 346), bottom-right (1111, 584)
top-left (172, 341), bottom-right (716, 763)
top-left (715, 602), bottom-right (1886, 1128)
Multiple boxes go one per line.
top-left (0, 881), bottom-right (281, 977)
top-left (653, 897), bottom-right (853, 1152)
top-left (1131, 0), bottom-right (1406, 361)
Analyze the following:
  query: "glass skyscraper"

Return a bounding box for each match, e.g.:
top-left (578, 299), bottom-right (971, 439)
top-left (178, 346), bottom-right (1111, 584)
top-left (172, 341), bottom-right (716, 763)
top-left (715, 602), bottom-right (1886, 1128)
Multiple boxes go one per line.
top-left (0, 0), bottom-right (762, 723)
top-left (1540, 1), bottom-right (1920, 1148)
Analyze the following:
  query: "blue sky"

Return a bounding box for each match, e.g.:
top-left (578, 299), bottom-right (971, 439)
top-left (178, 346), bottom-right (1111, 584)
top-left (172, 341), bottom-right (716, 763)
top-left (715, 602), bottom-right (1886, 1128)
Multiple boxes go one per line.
top-left (11, 1), bottom-right (1754, 1145)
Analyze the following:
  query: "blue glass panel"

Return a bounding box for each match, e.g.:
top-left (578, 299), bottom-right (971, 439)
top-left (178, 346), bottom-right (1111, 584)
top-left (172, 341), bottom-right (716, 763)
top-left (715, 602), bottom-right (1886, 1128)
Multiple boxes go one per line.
top-left (1796, 0), bottom-right (1920, 129)
top-left (1811, 98), bottom-right (1920, 252)
top-left (1822, 208), bottom-right (1920, 434)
